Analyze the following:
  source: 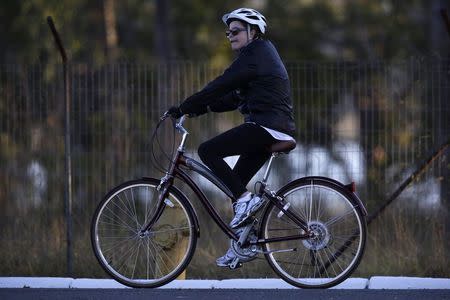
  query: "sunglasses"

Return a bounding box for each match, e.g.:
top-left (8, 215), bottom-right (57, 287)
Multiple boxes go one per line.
top-left (225, 28), bottom-right (247, 37)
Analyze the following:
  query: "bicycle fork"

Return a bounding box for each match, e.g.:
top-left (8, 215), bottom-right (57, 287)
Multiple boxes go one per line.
top-left (138, 175), bottom-right (173, 237)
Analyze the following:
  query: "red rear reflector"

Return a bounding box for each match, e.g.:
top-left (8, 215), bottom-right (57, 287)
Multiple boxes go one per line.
top-left (346, 182), bottom-right (356, 193)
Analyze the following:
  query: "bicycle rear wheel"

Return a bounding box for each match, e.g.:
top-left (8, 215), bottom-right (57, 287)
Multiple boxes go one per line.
top-left (91, 178), bottom-right (198, 288)
top-left (260, 177), bottom-right (366, 288)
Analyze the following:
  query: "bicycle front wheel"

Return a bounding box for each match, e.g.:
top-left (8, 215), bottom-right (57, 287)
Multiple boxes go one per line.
top-left (91, 178), bottom-right (198, 288)
top-left (261, 178), bottom-right (366, 288)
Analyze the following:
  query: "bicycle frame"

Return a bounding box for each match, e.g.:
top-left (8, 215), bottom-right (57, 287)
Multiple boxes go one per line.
top-left (141, 116), bottom-right (311, 244)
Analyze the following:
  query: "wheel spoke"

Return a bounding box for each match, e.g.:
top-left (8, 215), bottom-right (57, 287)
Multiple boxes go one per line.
top-left (102, 205), bottom-right (138, 233)
top-left (324, 207), bottom-right (358, 227)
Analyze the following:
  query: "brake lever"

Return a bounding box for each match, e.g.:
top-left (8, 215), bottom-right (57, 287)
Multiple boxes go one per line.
top-left (161, 111), bottom-right (170, 121)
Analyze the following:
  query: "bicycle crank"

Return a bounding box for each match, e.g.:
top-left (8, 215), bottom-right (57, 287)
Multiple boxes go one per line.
top-left (229, 257), bottom-right (243, 270)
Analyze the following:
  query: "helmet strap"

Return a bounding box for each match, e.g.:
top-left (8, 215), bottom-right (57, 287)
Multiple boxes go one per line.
top-left (246, 24), bottom-right (253, 44)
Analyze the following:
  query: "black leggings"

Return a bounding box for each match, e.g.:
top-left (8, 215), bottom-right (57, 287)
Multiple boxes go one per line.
top-left (198, 123), bottom-right (277, 202)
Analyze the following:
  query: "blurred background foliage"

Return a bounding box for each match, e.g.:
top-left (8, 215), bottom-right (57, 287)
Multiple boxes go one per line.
top-left (0, 0), bottom-right (449, 279)
top-left (2, 0), bottom-right (449, 65)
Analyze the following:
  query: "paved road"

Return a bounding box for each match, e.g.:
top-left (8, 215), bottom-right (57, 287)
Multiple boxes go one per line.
top-left (1, 289), bottom-right (450, 300)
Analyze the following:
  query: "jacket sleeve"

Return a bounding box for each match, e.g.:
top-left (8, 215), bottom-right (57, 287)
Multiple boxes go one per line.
top-left (208, 90), bottom-right (242, 112)
top-left (179, 50), bottom-right (257, 115)
top-left (183, 90), bottom-right (241, 117)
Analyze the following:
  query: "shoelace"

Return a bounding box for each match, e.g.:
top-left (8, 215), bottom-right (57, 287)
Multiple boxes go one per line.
top-left (234, 202), bottom-right (248, 214)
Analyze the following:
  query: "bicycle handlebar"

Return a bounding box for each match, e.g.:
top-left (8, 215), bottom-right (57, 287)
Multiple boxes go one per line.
top-left (161, 111), bottom-right (189, 136)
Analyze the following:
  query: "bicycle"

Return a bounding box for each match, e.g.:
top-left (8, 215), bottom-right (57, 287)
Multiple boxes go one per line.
top-left (91, 113), bottom-right (368, 289)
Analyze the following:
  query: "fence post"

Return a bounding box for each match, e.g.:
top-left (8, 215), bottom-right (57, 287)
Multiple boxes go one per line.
top-left (46, 16), bottom-right (73, 277)
top-left (440, 9), bottom-right (450, 38)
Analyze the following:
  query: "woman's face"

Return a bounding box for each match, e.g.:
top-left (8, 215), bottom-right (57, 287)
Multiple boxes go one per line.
top-left (226, 20), bottom-right (254, 51)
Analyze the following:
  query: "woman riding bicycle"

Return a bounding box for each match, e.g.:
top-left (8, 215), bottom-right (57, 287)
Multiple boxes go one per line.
top-left (167, 7), bottom-right (296, 267)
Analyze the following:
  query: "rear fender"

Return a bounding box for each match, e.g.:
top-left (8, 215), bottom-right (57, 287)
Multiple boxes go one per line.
top-left (279, 176), bottom-right (368, 216)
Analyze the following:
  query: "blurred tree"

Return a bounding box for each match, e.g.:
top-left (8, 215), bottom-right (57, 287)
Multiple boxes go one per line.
top-left (1, 0), bottom-right (446, 63)
top-left (1, 0), bottom-right (110, 64)
top-left (104, 0), bottom-right (119, 62)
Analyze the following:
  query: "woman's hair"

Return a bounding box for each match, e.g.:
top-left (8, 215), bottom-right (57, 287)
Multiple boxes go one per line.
top-left (249, 24), bottom-right (264, 39)
top-left (229, 19), bottom-right (264, 40)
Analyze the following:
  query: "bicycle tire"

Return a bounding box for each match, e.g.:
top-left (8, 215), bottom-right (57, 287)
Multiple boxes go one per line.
top-left (260, 177), bottom-right (367, 289)
top-left (91, 178), bottom-right (198, 288)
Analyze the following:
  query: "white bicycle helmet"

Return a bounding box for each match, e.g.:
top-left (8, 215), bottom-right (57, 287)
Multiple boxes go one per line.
top-left (222, 8), bottom-right (267, 34)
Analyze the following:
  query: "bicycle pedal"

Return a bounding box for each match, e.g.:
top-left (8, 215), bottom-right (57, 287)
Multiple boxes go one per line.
top-left (229, 257), bottom-right (242, 270)
top-left (229, 262), bottom-right (242, 270)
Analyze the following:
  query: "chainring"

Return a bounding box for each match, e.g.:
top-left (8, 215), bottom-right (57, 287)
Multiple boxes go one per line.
top-left (229, 227), bottom-right (260, 262)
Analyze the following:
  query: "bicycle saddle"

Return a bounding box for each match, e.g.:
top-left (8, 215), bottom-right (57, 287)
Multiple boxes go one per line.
top-left (267, 140), bottom-right (296, 153)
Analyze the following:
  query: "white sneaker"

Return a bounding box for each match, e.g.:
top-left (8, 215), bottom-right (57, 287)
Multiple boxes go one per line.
top-left (229, 193), bottom-right (265, 228)
top-left (216, 248), bottom-right (236, 267)
top-left (216, 226), bottom-right (258, 267)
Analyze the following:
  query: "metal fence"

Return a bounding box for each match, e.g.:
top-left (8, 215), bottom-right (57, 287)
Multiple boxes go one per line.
top-left (0, 59), bottom-right (449, 278)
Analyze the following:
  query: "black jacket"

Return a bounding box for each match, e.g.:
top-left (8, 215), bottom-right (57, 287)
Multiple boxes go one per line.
top-left (179, 39), bottom-right (296, 136)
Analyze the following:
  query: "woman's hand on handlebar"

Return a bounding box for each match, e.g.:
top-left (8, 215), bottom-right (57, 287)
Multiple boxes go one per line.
top-left (164, 105), bottom-right (206, 120)
top-left (165, 106), bottom-right (183, 119)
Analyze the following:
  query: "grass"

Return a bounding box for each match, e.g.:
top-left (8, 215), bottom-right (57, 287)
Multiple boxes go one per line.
top-left (357, 205), bottom-right (449, 278)
top-left (1, 200), bottom-right (449, 279)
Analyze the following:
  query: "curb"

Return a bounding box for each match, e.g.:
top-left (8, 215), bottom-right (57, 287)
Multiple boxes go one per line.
top-left (0, 277), bottom-right (449, 289)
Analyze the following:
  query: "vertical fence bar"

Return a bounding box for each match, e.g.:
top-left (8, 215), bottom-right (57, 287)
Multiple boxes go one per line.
top-left (46, 16), bottom-right (73, 276)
